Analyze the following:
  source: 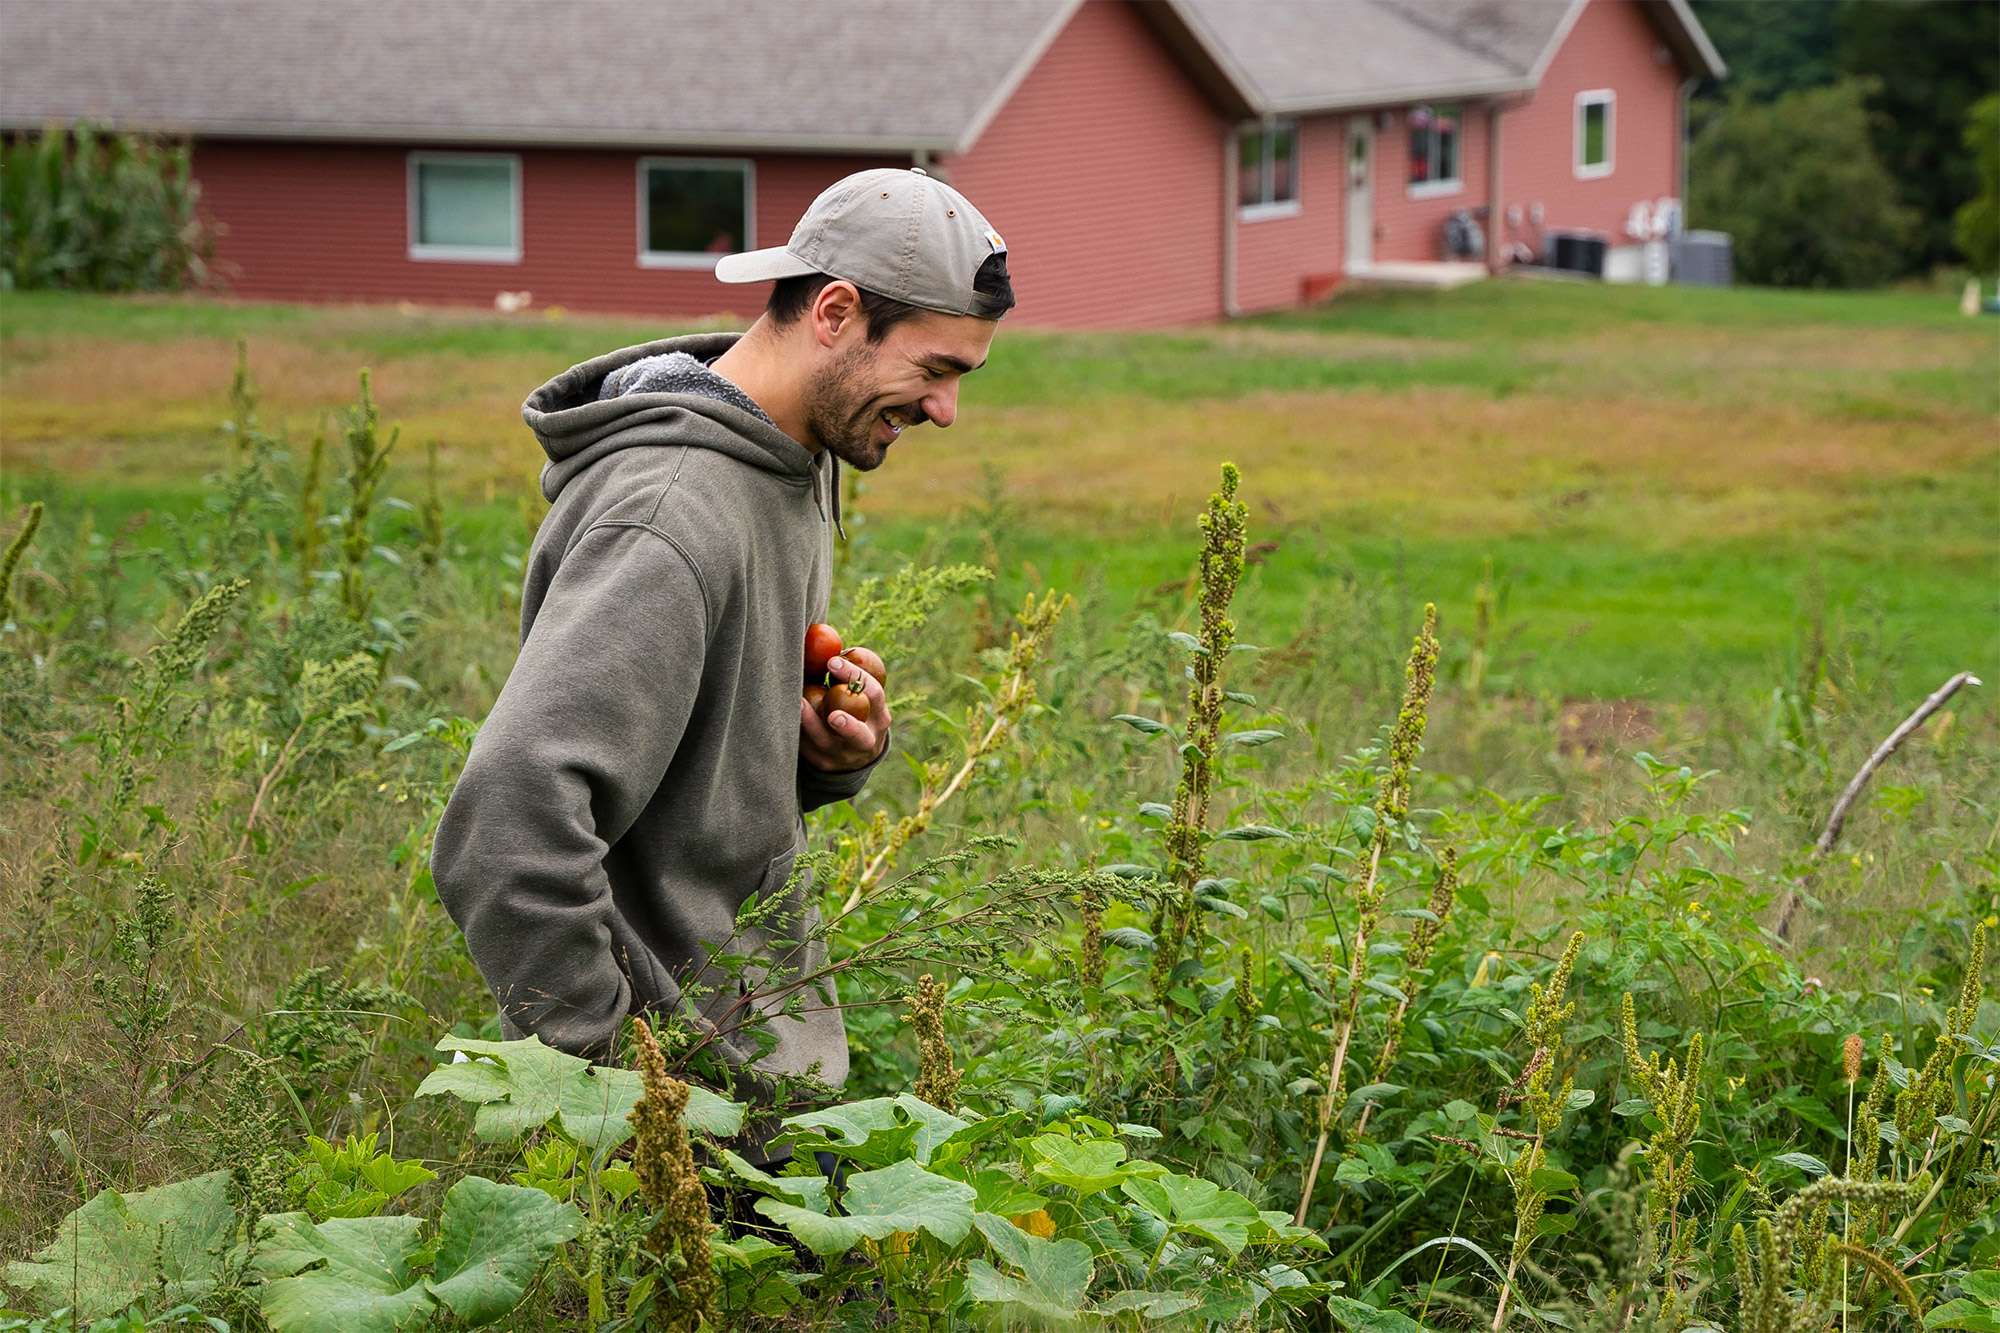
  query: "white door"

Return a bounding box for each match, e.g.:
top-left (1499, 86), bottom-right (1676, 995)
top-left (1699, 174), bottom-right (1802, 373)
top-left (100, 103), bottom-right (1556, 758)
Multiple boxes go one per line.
top-left (1345, 115), bottom-right (1374, 273)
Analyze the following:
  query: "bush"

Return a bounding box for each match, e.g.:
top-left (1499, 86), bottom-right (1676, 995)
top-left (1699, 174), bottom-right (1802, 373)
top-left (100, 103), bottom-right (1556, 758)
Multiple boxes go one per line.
top-left (0, 123), bottom-right (212, 292)
top-left (1955, 94), bottom-right (2000, 278)
top-left (1690, 79), bottom-right (1918, 288)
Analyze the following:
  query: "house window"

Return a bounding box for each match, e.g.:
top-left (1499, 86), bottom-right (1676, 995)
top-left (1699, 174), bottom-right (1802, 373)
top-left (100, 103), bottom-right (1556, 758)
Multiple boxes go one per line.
top-left (1575, 90), bottom-right (1615, 179)
top-left (639, 158), bottom-right (753, 268)
top-left (1236, 121), bottom-right (1299, 219)
top-left (408, 153), bottom-right (521, 262)
top-left (1407, 103), bottom-right (1462, 197)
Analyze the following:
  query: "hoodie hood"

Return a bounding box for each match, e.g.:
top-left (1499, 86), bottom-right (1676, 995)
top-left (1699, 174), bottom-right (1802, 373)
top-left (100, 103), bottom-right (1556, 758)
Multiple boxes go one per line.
top-left (522, 330), bottom-right (845, 538)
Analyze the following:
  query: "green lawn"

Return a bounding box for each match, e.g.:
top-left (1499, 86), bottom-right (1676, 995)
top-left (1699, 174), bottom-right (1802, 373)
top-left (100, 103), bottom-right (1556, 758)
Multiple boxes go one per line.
top-left (3, 281), bottom-right (1995, 704)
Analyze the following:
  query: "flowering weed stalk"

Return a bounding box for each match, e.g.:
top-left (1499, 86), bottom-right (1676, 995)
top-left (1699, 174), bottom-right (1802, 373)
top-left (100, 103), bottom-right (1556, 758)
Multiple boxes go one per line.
top-left (630, 1015), bottom-right (716, 1330)
top-left (1294, 603), bottom-right (1439, 1225)
top-left (1150, 462), bottom-right (1247, 997)
top-left (839, 590), bottom-right (1071, 913)
top-left (1355, 844), bottom-right (1459, 1139)
top-left (1492, 930), bottom-right (1584, 1331)
top-left (1620, 993), bottom-right (1705, 1316)
top-left (904, 973), bottom-right (961, 1110)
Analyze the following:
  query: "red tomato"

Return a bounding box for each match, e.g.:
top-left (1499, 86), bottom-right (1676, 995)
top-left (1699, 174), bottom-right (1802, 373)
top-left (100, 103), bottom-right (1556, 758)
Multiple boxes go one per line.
top-left (825, 679), bottom-right (872, 724)
top-left (804, 683), bottom-right (830, 717)
top-left (839, 645), bottom-right (887, 688)
top-left (804, 622), bottom-right (843, 680)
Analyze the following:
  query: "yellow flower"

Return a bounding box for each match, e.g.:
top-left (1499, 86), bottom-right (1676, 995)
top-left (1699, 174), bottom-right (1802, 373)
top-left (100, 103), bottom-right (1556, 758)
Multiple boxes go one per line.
top-left (1727, 1075), bottom-right (1744, 1093)
top-left (1983, 913), bottom-right (1998, 930)
top-left (1096, 817), bottom-right (1112, 829)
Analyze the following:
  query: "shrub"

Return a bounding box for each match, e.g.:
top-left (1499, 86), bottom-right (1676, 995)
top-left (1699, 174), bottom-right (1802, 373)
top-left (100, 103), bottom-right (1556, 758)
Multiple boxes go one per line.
top-left (1955, 93), bottom-right (2000, 278)
top-left (1690, 79), bottom-right (1919, 288)
top-left (0, 123), bottom-right (212, 292)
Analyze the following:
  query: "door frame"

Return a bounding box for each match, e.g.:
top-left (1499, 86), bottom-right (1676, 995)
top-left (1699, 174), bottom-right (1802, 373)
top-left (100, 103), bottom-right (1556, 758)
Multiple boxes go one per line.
top-left (1345, 114), bottom-right (1375, 274)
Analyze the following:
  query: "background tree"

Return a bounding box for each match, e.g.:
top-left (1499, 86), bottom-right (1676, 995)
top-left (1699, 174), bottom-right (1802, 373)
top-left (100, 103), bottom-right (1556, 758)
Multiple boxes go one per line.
top-left (1690, 80), bottom-right (1917, 288)
top-left (1691, 0), bottom-right (1999, 279)
top-left (1954, 94), bottom-right (1999, 277)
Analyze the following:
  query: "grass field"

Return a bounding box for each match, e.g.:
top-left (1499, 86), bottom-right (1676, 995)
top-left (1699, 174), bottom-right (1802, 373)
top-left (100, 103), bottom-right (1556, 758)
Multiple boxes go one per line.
top-left (4, 280), bottom-right (1995, 702)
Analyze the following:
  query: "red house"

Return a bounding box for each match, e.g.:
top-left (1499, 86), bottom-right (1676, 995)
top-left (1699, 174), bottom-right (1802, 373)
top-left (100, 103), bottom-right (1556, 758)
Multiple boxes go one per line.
top-left (0, 0), bottom-right (1723, 329)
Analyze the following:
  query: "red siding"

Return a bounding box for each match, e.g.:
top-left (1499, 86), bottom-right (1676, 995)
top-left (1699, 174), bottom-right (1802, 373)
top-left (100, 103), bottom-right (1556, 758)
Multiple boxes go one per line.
top-left (1495, 0), bottom-right (1685, 260)
top-left (191, 142), bottom-right (899, 317)
top-left (942, 0), bottom-right (1225, 329)
top-left (1231, 113), bottom-right (1345, 313)
top-left (1370, 103), bottom-right (1493, 264)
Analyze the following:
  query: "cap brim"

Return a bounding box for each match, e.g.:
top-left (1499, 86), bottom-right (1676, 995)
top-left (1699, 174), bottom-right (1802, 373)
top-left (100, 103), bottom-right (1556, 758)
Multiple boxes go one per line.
top-left (714, 247), bottom-right (819, 284)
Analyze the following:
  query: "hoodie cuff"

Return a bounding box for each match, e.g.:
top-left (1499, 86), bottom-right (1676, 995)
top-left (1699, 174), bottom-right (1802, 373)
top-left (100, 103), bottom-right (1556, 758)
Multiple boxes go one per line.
top-left (799, 724), bottom-right (889, 813)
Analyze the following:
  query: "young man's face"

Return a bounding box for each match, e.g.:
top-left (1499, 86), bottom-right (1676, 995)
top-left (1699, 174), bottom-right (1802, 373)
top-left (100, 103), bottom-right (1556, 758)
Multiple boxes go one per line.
top-left (802, 309), bottom-right (998, 472)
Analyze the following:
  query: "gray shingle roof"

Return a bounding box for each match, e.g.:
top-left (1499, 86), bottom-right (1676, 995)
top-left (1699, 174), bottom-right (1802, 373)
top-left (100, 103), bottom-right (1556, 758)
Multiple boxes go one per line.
top-left (0, 0), bottom-right (1723, 148)
top-left (1167, 0), bottom-right (1722, 114)
top-left (0, 0), bottom-right (1078, 151)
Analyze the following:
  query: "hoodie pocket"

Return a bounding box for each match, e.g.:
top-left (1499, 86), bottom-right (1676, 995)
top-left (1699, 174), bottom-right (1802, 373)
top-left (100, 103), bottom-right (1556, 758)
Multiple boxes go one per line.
top-left (607, 911), bottom-right (676, 1016)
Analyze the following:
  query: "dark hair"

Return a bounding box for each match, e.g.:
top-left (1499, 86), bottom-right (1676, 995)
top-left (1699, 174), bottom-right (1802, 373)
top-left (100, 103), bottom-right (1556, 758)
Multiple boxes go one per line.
top-left (764, 273), bottom-right (925, 344)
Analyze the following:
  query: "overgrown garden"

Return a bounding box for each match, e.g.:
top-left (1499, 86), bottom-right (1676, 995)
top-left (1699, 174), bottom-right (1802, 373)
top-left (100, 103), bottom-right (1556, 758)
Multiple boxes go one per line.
top-left (0, 343), bottom-right (1993, 1329)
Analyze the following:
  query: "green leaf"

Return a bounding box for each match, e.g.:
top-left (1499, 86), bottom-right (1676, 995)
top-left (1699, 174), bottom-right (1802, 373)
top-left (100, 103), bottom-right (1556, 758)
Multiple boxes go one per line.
top-left (1165, 630), bottom-right (1208, 655)
top-left (1362, 978), bottom-right (1409, 1004)
top-left (1217, 824), bottom-right (1290, 842)
top-left (4, 1171), bottom-right (237, 1320)
top-left (756, 1159), bottom-right (974, 1256)
top-left (1120, 1172), bottom-right (1263, 1256)
top-left (717, 1150), bottom-right (831, 1212)
top-left (1225, 729), bottom-right (1285, 747)
top-left (416, 1036), bottom-right (744, 1155)
top-left (779, 1095), bottom-right (969, 1167)
top-left (966, 1213), bottom-right (1093, 1324)
top-left (1927, 1271), bottom-right (2000, 1329)
top-left (1096, 1290), bottom-right (1202, 1318)
top-left (1027, 1136), bottom-right (1137, 1195)
top-left (1326, 1295), bottom-right (1429, 1331)
top-left (1111, 714), bottom-right (1171, 735)
top-left (1611, 1097), bottom-right (1652, 1117)
top-left (426, 1177), bottom-right (583, 1325)
top-left (1563, 1088), bottom-right (1596, 1113)
top-left (1770, 1151), bottom-right (1829, 1178)
top-left (257, 1214), bottom-right (431, 1333)
top-left (1529, 1167), bottom-right (1579, 1194)
top-left (969, 1170), bottom-right (1049, 1218)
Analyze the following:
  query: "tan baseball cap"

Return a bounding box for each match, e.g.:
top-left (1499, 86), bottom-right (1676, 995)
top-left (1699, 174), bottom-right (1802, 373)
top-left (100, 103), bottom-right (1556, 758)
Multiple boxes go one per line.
top-left (715, 166), bottom-right (1014, 319)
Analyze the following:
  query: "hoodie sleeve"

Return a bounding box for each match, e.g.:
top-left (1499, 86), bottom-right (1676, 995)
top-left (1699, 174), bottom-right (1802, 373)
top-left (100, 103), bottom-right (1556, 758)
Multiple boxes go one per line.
top-left (431, 520), bottom-right (708, 1060)
top-left (798, 723), bottom-right (891, 813)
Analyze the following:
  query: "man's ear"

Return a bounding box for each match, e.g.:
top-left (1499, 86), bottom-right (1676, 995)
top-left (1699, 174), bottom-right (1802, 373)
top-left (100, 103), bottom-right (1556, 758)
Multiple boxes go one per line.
top-left (809, 280), bottom-right (863, 349)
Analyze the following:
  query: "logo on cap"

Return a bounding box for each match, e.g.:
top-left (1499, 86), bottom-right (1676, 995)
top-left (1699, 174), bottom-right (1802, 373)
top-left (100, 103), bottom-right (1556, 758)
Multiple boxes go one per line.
top-left (985, 228), bottom-right (1006, 254)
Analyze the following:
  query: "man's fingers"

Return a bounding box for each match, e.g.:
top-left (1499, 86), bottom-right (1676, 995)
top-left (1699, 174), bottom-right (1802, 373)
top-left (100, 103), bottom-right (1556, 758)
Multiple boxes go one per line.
top-left (800, 696), bottom-right (838, 750)
top-left (827, 654), bottom-right (887, 714)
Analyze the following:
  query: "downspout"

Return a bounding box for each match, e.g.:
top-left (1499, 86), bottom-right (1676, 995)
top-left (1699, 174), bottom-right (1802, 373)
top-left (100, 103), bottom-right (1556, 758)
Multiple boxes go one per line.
top-left (1675, 76), bottom-right (1697, 217)
top-left (1485, 100), bottom-right (1504, 274)
top-left (1221, 121), bottom-right (1240, 317)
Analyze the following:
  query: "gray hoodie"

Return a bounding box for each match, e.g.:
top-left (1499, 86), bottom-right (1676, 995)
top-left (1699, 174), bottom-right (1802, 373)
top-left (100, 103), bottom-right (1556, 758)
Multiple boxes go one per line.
top-left (431, 331), bottom-right (883, 1087)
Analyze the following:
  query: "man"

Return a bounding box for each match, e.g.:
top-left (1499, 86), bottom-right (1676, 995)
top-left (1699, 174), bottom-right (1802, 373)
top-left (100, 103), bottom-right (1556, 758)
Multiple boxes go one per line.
top-left (431, 167), bottom-right (1014, 1095)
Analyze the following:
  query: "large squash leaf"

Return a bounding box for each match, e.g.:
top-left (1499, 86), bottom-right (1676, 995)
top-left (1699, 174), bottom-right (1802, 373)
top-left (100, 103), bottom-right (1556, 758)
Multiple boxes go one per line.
top-left (775, 1095), bottom-right (968, 1166)
top-left (756, 1159), bottom-right (975, 1256)
top-left (4, 1170), bottom-right (236, 1319)
top-left (965, 1212), bottom-right (1093, 1326)
top-left (427, 1177), bottom-right (583, 1324)
top-left (256, 1214), bottom-right (430, 1333)
top-left (415, 1035), bottom-right (743, 1155)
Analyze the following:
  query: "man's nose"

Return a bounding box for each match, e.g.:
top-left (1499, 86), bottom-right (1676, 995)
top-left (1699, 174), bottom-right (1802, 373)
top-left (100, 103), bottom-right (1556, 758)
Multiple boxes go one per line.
top-left (921, 382), bottom-right (958, 429)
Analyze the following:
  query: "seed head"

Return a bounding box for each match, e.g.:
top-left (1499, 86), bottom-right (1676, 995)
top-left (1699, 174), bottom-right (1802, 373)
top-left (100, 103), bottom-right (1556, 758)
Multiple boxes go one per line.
top-left (904, 973), bottom-right (961, 1110)
top-left (1842, 1032), bottom-right (1863, 1084)
top-left (628, 1017), bottom-right (715, 1327)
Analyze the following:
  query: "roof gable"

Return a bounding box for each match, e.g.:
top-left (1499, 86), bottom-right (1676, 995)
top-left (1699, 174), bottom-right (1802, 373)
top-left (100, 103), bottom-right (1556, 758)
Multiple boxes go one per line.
top-left (1165, 0), bottom-right (1723, 116)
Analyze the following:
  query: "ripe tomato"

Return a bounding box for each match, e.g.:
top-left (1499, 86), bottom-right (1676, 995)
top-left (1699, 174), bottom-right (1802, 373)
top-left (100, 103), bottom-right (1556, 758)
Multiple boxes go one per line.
top-left (839, 645), bottom-right (887, 688)
top-left (804, 622), bottom-right (842, 680)
top-left (825, 679), bottom-right (872, 724)
top-left (804, 683), bottom-right (830, 717)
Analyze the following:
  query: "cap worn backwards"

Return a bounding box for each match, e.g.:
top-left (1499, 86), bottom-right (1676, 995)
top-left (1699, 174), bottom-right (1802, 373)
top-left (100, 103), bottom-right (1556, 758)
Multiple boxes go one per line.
top-left (715, 166), bottom-right (1014, 320)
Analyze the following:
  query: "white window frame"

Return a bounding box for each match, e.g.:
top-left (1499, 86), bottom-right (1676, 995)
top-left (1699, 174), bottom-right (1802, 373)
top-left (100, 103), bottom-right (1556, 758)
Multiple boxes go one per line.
top-left (1236, 120), bottom-right (1302, 222)
top-left (1406, 103), bottom-right (1464, 199)
top-left (407, 151), bottom-right (522, 263)
top-left (637, 156), bottom-right (755, 269)
top-left (1574, 89), bottom-right (1615, 180)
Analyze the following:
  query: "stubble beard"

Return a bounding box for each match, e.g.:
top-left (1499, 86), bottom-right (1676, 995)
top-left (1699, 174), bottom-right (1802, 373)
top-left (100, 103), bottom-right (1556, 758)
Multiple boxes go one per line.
top-left (802, 342), bottom-right (891, 472)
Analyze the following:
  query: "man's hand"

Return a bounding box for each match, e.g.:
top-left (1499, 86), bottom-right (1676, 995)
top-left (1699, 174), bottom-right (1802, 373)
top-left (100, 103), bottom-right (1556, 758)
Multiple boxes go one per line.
top-left (801, 652), bottom-right (890, 772)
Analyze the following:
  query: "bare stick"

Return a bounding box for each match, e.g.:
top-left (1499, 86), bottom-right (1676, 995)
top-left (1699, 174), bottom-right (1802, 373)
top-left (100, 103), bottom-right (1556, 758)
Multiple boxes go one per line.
top-left (1775, 671), bottom-right (1980, 940)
